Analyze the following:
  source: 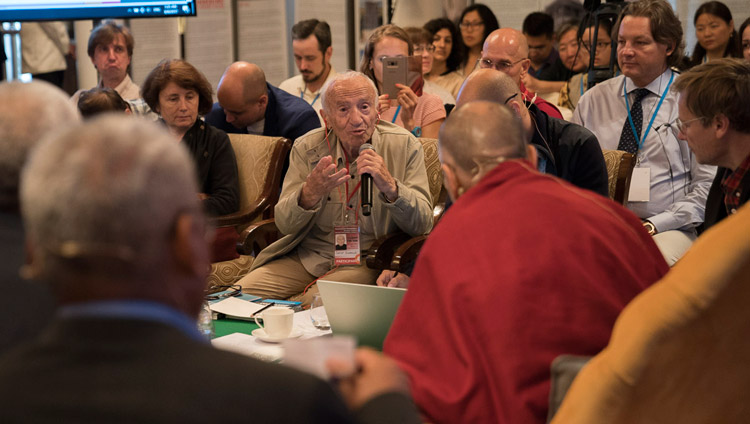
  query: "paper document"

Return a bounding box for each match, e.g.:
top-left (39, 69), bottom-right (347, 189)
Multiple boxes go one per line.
top-left (212, 333), bottom-right (283, 362)
top-left (209, 297), bottom-right (264, 319)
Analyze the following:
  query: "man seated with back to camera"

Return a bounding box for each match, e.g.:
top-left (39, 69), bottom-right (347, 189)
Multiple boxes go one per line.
top-left (0, 115), bottom-right (421, 423)
top-left (236, 71), bottom-right (433, 305)
top-left (384, 101), bottom-right (668, 424)
top-left (377, 69), bottom-right (609, 288)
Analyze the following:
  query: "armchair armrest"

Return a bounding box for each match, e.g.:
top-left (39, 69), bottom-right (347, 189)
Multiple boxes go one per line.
top-left (390, 235), bottom-right (428, 273)
top-left (365, 231), bottom-right (413, 270)
top-left (237, 218), bottom-right (280, 256)
top-left (211, 197), bottom-right (270, 228)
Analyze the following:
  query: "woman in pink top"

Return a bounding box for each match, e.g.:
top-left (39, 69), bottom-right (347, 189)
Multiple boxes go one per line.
top-left (360, 24), bottom-right (445, 139)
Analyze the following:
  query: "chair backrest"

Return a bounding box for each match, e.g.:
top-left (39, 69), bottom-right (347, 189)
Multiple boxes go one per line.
top-left (551, 202), bottom-right (750, 424)
top-left (601, 149), bottom-right (635, 205)
top-left (418, 137), bottom-right (447, 221)
top-left (227, 133), bottom-right (291, 223)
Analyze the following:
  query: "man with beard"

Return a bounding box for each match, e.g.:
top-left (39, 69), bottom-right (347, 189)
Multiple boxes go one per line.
top-left (280, 19), bottom-right (338, 125)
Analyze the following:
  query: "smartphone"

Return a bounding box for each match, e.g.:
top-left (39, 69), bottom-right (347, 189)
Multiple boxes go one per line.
top-left (382, 56), bottom-right (408, 99)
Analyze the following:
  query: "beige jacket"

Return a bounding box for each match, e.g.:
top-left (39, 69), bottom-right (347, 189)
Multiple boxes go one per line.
top-left (250, 121), bottom-right (433, 274)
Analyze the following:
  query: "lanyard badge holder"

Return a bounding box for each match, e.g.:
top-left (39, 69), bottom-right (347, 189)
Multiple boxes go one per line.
top-left (624, 71), bottom-right (674, 203)
top-left (333, 147), bottom-right (361, 266)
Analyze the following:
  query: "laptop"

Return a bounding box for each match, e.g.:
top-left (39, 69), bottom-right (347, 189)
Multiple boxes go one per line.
top-left (317, 280), bottom-right (407, 349)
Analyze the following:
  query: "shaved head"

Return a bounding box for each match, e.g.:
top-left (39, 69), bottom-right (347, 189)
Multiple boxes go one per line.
top-left (439, 101), bottom-right (526, 182)
top-left (481, 28), bottom-right (531, 86)
top-left (218, 61), bottom-right (266, 101)
top-left (456, 68), bottom-right (520, 108)
top-left (216, 62), bottom-right (268, 129)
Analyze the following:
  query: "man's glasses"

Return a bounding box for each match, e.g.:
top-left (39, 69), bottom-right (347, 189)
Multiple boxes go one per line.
top-left (669, 116), bottom-right (704, 138)
top-left (414, 44), bottom-right (436, 54)
top-left (205, 284), bottom-right (242, 301)
top-left (477, 57), bottom-right (526, 72)
top-left (459, 20), bottom-right (484, 30)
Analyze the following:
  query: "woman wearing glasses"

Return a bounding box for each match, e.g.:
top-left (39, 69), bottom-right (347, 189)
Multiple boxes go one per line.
top-left (742, 17), bottom-right (750, 62)
top-left (687, 1), bottom-right (741, 67)
top-left (423, 18), bottom-right (464, 99)
top-left (405, 26), bottom-right (456, 106)
top-left (521, 21), bottom-right (591, 104)
top-left (456, 4), bottom-right (500, 77)
top-left (561, 18), bottom-right (615, 110)
top-left (360, 25), bottom-right (446, 139)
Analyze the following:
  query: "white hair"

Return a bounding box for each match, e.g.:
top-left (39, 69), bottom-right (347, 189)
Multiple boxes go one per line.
top-left (21, 115), bottom-right (200, 279)
top-left (0, 81), bottom-right (80, 209)
top-left (320, 70), bottom-right (379, 115)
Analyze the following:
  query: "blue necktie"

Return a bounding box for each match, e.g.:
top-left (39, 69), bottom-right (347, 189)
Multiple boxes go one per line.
top-left (618, 88), bottom-right (650, 154)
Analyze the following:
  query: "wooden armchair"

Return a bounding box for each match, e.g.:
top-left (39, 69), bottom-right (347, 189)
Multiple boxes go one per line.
top-left (601, 149), bottom-right (636, 205)
top-left (365, 137), bottom-right (446, 274)
top-left (236, 138), bottom-right (446, 276)
top-left (207, 134), bottom-right (291, 289)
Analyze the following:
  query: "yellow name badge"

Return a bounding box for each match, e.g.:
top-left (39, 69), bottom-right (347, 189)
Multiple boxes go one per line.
top-left (334, 225), bottom-right (360, 265)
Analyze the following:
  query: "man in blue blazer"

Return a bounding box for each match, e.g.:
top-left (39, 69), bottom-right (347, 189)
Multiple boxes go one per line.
top-left (206, 61), bottom-right (321, 142)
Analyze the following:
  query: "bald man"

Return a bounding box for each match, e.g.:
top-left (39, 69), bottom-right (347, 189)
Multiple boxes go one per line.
top-left (479, 28), bottom-right (564, 119)
top-left (205, 61), bottom-right (320, 141)
top-left (384, 101), bottom-right (668, 424)
top-left (457, 69), bottom-right (608, 196)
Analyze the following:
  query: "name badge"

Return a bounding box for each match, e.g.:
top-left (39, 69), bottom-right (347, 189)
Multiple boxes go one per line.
top-left (334, 225), bottom-right (360, 265)
top-left (628, 167), bottom-right (650, 202)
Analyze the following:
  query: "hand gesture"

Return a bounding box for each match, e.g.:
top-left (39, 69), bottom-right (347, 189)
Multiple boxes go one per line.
top-left (376, 270), bottom-right (411, 288)
top-left (356, 149), bottom-right (398, 201)
top-left (327, 348), bottom-right (412, 410)
top-left (394, 83), bottom-right (419, 131)
top-left (299, 155), bottom-right (349, 209)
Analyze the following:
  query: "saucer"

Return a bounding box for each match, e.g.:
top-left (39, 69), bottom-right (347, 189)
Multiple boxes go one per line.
top-left (252, 328), bottom-right (303, 343)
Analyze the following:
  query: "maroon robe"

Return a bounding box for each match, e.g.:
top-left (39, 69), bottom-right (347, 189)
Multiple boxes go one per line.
top-left (384, 160), bottom-right (668, 424)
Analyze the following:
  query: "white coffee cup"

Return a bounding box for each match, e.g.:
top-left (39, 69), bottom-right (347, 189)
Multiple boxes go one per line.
top-left (255, 307), bottom-right (293, 338)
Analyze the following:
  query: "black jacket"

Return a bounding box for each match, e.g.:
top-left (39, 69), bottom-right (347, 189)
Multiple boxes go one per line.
top-left (529, 103), bottom-right (609, 197)
top-left (702, 166), bottom-right (750, 232)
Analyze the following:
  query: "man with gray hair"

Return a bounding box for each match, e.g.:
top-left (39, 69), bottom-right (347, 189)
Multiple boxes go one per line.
top-left (457, 68), bottom-right (608, 196)
top-left (0, 115), bottom-right (420, 422)
top-left (237, 71), bottom-right (432, 304)
top-left (0, 81), bottom-right (80, 353)
top-left (384, 101), bottom-right (668, 424)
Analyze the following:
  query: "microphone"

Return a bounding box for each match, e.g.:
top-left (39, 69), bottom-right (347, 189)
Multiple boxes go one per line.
top-left (359, 143), bottom-right (374, 216)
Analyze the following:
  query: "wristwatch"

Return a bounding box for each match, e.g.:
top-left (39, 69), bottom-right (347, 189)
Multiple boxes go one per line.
top-left (643, 220), bottom-right (657, 236)
top-left (411, 126), bottom-right (422, 137)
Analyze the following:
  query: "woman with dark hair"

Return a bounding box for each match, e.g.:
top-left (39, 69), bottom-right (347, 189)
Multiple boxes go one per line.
top-left (142, 59), bottom-right (239, 216)
top-left (423, 18), bottom-right (464, 98)
top-left (740, 17), bottom-right (750, 62)
top-left (360, 24), bottom-right (446, 139)
top-left (689, 1), bottom-right (741, 67)
top-left (456, 4), bottom-right (500, 77)
top-left (77, 87), bottom-right (132, 118)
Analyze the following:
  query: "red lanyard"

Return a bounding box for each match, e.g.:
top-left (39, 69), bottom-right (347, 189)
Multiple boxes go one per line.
top-left (325, 129), bottom-right (360, 225)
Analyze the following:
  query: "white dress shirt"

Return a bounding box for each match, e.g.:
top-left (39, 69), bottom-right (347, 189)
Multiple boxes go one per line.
top-left (572, 69), bottom-right (716, 233)
top-left (278, 67), bottom-right (338, 126)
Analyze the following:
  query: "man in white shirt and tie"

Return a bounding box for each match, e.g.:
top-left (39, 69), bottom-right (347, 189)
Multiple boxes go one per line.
top-left (573, 0), bottom-right (715, 265)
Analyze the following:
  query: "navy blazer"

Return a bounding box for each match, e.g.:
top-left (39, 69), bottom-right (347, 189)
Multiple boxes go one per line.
top-left (205, 82), bottom-right (321, 142)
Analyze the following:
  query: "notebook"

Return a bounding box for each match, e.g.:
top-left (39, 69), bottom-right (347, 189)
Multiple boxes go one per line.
top-left (316, 280), bottom-right (407, 349)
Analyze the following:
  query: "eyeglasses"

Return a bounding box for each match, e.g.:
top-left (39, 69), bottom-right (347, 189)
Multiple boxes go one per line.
top-left (503, 92), bottom-right (519, 104)
top-left (675, 116), bottom-right (704, 132)
top-left (459, 20), bottom-right (484, 30)
top-left (414, 44), bottom-right (436, 54)
top-left (477, 57), bottom-right (526, 72)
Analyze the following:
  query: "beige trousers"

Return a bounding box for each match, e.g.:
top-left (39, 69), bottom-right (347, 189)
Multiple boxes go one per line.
top-left (236, 251), bottom-right (380, 307)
